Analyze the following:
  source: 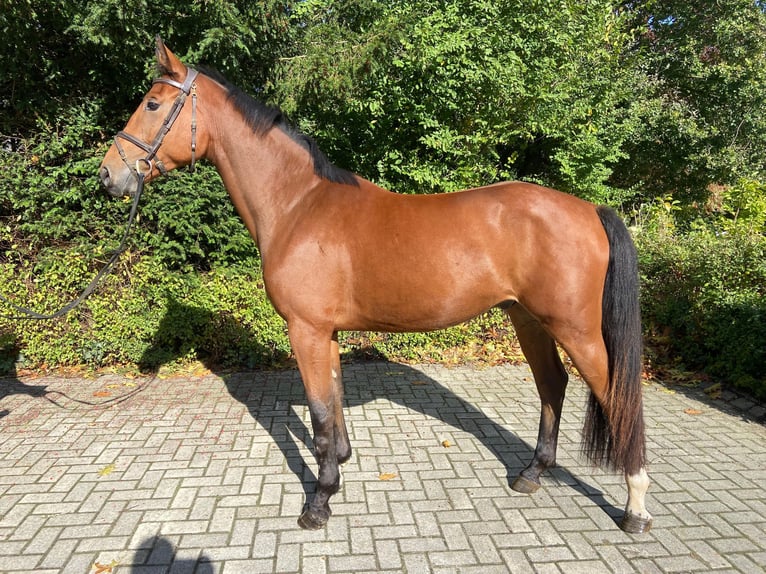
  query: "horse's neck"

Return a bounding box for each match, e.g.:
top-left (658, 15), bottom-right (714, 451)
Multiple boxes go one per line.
top-left (208, 116), bottom-right (320, 254)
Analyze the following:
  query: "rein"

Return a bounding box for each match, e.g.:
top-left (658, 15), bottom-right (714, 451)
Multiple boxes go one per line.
top-left (0, 69), bottom-right (199, 321)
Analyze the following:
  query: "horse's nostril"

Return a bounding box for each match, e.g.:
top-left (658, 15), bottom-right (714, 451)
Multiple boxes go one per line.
top-left (99, 166), bottom-right (111, 188)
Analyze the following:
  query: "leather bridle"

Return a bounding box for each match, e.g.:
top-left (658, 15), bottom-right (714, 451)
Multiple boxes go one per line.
top-left (114, 68), bottom-right (199, 179)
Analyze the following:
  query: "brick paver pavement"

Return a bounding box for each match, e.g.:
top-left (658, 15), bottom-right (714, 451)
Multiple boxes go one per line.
top-left (1, 361), bottom-right (764, 573)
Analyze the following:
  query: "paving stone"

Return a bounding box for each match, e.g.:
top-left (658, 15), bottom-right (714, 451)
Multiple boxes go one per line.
top-left (0, 363), bottom-right (764, 573)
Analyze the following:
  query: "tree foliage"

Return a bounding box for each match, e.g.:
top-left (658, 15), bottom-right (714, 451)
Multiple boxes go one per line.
top-left (276, 0), bottom-right (643, 202)
top-left (1, 0), bottom-right (294, 133)
top-left (0, 0), bottom-right (764, 392)
top-left (616, 0), bottom-right (766, 206)
top-left (276, 0), bottom-right (766, 206)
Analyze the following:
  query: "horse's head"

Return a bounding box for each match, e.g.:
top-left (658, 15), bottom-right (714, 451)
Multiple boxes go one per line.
top-left (99, 37), bottom-right (202, 197)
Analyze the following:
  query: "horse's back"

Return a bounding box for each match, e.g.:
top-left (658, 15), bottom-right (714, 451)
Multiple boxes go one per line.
top-left (343, 179), bottom-right (608, 287)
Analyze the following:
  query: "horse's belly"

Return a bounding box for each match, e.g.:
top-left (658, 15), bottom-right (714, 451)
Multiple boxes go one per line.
top-left (342, 265), bottom-right (512, 332)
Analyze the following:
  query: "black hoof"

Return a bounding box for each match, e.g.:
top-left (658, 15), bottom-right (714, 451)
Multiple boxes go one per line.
top-left (297, 507), bottom-right (331, 530)
top-left (619, 511), bottom-right (653, 534)
top-left (511, 475), bottom-right (541, 494)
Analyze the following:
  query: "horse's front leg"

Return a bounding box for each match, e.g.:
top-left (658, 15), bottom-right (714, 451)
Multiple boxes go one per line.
top-left (290, 322), bottom-right (343, 530)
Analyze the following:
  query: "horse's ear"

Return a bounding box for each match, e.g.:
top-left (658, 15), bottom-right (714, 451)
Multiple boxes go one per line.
top-left (154, 35), bottom-right (184, 78)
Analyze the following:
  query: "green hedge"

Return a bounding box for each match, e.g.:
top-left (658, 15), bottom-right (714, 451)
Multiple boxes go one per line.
top-left (636, 218), bottom-right (766, 399)
top-left (0, 254), bottom-right (285, 371)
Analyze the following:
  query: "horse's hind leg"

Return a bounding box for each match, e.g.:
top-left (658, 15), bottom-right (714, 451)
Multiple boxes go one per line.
top-left (507, 304), bottom-right (568, 493)
top-left (554, 323), bottom-right (653, 533)
top-left (331, 332), bottom-right (351, 465)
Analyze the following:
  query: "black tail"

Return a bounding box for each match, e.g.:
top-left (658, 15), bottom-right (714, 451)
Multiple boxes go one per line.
top-left (583, 206), bottom-right (646, 476)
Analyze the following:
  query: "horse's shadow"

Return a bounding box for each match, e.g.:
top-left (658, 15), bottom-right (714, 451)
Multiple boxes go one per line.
top-left (0, 341), bottom-right (49, 421)
top-left (128, 536), bottom-right (213, 573)
top-left (139, 298), bottom-right (622, 523)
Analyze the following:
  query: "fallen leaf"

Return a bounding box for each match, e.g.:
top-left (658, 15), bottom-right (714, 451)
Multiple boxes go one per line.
top-left (93, 560), bottom-right (118, 573)
top-left (93, 391), bottom-right (111, 398)
top-left (122, 382), bottom-right (137, 388)
top-left (411, 380), bottom-right (429, 386)
top-left (441, 440), bottom-right (452, 448)
top-left (378, 472), bottom-right (398, 481)
top-left (684, 408), bottom-right (703, 415)
top-left (98, 463), bottom-right (116, 477)
top-left (660, 387), bottom-right (676, 394)
top-left (105, 384), bottom-right (121, 390)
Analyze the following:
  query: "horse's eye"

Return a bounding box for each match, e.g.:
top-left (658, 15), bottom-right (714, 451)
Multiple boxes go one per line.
top-left (145, 100), bottom-right (161, 111)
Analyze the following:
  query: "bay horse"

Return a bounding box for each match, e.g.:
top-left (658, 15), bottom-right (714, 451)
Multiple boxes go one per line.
top-left (99, 37), bottom-right (652, 533)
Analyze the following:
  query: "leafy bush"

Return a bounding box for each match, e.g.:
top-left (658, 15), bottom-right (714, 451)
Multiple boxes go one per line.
top-left (129, 166), bottom-right (259, 270)
top-left (0, 254), bottom-right (290, 371)
top-left (0, 114), bottom-right (256, 273)
top-left (636, 214), bottom-right (766, 398)
top-left (278, 0), bottom-right (646, 203)
top-left (717, 179), bottom-right (766, 233)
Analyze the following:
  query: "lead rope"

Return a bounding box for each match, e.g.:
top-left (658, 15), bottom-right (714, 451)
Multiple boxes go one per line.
top-left (190, 81), bottom-right (198, 172)
top-left (0, 173), bottom-right (146, 320)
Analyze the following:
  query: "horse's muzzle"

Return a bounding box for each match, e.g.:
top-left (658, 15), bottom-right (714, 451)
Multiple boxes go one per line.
top-left (100, 165), bottom-right (137, 198)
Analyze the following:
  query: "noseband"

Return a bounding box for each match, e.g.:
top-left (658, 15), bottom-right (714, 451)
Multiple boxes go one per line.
top-left (115, 68), bottom-right (199, 179)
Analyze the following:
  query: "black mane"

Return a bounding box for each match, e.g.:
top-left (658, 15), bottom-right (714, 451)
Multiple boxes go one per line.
top-left (196, 66), bottom-right (359, 187)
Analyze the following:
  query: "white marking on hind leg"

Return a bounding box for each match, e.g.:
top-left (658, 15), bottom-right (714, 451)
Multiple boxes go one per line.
top-left (625, 468), bottom-right (651, 518)
top-left (620, 467), bottom-right (653, 532)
